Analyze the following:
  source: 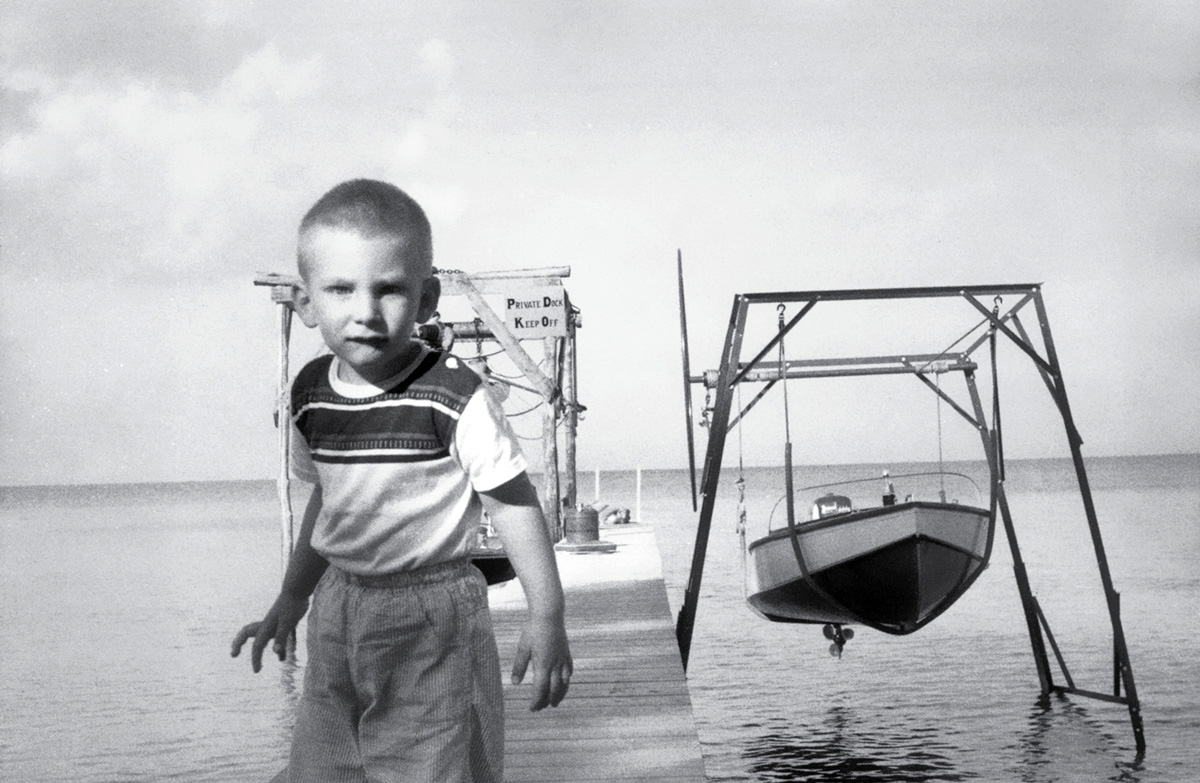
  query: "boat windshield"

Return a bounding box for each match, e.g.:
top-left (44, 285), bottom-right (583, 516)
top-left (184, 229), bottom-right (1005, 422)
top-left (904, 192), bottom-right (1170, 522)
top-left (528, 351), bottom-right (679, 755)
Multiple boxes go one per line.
top-left (768, 471), bottom-right (986, 531)
top-left (811, 493), bottom-right (854, 520)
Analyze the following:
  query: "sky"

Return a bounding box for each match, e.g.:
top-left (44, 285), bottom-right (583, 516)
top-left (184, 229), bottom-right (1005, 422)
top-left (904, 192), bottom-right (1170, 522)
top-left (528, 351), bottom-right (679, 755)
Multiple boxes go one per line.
top-left (2, 1), bottom-right (1198, 486)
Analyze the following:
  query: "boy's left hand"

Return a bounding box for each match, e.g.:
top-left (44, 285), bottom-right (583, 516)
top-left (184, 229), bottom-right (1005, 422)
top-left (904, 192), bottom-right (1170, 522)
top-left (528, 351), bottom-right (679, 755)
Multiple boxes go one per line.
top-left (479, 472), bottom-right (572, 711)
top-left (510, 614), bottom-right (572, 711)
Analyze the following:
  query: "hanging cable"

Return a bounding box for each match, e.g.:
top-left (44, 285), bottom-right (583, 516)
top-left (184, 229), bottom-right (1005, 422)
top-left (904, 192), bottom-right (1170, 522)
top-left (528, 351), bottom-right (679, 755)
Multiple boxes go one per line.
top-left (778, 305), bottom-right (794, 444)
top-left (936, 371), bottom-right (946, 501)
top-left (774, 302), bottom-right (824, 635)
top-left (505, 400), bottom-right (545, 419)
top-left (737, 381), bottom-right (746, 480)
top-left (990, 296), bottom-right (1006, 482)
top-left (916, 313), bottom-right (991, 375)
top-left (736, 382), bottom-right (749, 592)
top-left (778, 304), bottom-right (798, 537)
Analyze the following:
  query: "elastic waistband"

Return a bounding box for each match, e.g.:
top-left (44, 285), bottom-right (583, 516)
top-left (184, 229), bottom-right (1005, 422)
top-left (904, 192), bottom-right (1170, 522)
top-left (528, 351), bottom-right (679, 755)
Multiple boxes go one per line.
top-left (332, 559), bottom-right (473, 589)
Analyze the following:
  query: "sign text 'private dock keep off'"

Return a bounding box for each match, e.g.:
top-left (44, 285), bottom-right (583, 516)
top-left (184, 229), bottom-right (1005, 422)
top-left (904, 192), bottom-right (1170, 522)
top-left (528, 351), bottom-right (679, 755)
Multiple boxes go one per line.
top-left (503, 286), bottom-right (568, 339)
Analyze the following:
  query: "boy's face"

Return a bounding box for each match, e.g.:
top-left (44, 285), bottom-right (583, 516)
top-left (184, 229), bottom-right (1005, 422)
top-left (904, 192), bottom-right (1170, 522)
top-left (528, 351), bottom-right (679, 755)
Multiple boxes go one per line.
top-left (295, 226), bottom-right (439, 385)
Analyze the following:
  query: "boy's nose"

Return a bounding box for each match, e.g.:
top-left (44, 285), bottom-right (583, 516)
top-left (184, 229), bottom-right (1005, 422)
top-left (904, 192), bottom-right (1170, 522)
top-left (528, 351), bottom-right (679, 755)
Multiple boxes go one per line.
top-left (351, 293), bottom-right (383, 322)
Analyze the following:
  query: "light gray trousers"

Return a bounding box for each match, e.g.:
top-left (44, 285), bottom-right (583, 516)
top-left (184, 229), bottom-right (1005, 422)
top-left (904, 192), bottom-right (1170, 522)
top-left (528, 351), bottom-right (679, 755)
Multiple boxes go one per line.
top-left (289, 560), bottom-right (503, 783)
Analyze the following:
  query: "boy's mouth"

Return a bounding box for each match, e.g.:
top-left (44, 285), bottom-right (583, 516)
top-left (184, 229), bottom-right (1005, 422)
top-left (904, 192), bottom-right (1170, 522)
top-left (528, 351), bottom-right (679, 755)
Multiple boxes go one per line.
top-left (347, 336), bottom-right (388, 348)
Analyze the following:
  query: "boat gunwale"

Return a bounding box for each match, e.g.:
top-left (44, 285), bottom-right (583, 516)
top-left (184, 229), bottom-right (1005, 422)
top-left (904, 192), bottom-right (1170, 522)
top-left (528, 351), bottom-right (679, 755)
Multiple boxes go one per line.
top-left (747, 500), bottom-right (992, 554)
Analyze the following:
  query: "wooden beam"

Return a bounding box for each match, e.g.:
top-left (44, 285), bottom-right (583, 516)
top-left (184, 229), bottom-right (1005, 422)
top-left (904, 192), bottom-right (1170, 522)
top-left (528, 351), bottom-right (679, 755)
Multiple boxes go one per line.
top-left (449, 273), bottom-right (558, 402)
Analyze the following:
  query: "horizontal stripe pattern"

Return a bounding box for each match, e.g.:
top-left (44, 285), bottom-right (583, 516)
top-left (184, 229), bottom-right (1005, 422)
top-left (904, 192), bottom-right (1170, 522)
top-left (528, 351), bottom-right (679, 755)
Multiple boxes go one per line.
top-left (312, 448), bottom-right (451, 464)
top-left (294, 396), bottom-right (465, 421)
top-left (287, 349), bottom-right (526, 574)
top-left (292, 353), bottom-right (480, 466)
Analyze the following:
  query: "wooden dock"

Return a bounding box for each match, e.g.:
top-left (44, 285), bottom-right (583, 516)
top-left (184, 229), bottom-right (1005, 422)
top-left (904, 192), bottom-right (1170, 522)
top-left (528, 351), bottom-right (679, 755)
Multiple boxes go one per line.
top-left (492, 523), bottom-right (707, 782)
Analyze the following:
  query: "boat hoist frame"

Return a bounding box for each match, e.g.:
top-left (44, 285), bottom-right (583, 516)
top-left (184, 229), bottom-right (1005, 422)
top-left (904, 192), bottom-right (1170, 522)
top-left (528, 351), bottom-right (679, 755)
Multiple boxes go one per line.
top-left (673, 264), bottom-right (1145, 752)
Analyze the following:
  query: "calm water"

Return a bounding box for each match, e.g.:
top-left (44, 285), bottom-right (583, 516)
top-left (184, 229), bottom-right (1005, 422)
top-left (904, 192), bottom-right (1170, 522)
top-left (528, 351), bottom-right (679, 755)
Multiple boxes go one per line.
top-left (1, 455), bottom-right (1197, 782)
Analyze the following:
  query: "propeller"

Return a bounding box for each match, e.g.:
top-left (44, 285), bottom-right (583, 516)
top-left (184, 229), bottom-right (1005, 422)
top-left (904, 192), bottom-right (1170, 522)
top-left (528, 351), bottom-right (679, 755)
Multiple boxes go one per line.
top-left (677, 250), bottom-right (698, 512)
top-left (823, 623), bottom-right (855, 658)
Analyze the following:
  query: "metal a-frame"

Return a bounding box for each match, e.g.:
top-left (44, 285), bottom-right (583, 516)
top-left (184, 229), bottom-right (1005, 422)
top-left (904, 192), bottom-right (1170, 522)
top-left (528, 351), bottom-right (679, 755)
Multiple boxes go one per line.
top-left (673, 276), bottom-right (1145, 753)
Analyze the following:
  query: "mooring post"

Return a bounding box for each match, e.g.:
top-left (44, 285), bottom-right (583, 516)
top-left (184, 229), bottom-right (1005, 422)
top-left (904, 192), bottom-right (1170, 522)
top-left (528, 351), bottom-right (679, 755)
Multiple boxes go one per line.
top-left (636, 466), bottom-right (642, 523)
top-left (564, 296), bottom-right (579, 510)
top-left (272, 288), bottom-right (295, 575)
top-left (541, 336), bottom-right (562, 541)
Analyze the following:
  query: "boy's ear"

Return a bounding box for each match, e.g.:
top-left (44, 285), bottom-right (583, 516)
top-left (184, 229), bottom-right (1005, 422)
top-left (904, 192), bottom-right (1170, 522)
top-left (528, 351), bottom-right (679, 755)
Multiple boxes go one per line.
top-left (417, 275), bottom-right (441, 324)
top-left (293, 282), bottom-right (319, 328)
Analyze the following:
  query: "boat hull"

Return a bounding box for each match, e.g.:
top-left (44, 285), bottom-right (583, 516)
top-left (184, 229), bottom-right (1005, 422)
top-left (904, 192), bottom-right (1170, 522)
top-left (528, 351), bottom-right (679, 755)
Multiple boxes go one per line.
top-left (746, 501), bottom-right (992, 634)
top-left (470, 551), bottom-right (516, 585)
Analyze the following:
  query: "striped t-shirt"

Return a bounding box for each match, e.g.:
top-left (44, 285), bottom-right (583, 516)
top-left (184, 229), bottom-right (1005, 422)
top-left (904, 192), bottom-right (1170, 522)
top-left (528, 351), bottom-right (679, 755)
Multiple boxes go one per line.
top-left (289, 347), bottom-right (527, 575)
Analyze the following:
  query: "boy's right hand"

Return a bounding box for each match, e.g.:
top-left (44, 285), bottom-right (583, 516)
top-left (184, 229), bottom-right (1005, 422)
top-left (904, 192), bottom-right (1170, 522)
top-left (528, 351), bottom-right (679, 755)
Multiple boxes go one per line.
top-left (230, 592), bottom-right (310, 672)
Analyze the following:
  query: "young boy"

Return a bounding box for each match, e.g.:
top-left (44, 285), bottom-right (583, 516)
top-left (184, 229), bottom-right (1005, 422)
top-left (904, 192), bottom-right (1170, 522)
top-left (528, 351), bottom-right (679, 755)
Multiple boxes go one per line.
top-left (231, 179), bottom-right (572, 782)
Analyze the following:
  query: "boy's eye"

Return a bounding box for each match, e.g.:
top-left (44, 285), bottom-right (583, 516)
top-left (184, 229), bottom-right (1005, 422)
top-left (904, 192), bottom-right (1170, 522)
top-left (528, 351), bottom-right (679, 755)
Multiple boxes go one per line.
top-left (327, 284), bottom-right (352, 295)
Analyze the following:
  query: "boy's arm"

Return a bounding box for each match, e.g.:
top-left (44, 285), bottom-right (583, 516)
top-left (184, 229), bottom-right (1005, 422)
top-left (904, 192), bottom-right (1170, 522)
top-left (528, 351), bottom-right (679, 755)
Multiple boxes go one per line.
top-left (231, 483), bottom-right (328, 672)
top-left (479, 472), bottom-right (572, 711)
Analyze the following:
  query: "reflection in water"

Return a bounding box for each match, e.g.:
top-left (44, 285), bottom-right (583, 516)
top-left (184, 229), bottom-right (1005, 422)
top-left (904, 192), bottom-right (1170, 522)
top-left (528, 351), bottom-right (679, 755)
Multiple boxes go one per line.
top-left (276, 655), bottom-right (303, 751)
top-left (1016, 694), bottom-right (1145, 783)
top-left (743, 706), bottom-right (976, 782)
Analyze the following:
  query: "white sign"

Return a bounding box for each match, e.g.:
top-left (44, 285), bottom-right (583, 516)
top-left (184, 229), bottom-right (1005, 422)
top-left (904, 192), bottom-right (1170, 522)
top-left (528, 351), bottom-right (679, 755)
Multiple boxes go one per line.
top-left (503, 286), bottom-right (567, 339)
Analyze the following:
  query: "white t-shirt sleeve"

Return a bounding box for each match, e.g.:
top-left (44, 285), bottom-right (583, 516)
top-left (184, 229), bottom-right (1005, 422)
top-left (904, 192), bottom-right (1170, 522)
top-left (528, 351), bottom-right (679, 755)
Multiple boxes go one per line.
top-left (453, 386), bottom-right (528, 492)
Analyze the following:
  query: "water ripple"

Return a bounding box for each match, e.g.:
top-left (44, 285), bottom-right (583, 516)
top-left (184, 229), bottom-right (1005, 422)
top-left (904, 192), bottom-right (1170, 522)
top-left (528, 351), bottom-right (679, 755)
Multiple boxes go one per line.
top-left (741, 712), bottom-right (977, 782)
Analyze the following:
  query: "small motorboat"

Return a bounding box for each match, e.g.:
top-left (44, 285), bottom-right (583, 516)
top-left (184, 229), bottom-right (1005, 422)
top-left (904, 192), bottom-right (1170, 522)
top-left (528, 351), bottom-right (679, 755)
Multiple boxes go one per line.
top-left (471, 550), bottom-right (516, 585)
top-left (745, 473), bottom-right (993, 635)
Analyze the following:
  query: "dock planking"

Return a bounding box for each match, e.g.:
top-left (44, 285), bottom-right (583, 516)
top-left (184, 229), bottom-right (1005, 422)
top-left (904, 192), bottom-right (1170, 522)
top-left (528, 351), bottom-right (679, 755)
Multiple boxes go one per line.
top-left (266, 524), bottom-right (705, 782)
top-left (492, 523), bottom-right (706, 782)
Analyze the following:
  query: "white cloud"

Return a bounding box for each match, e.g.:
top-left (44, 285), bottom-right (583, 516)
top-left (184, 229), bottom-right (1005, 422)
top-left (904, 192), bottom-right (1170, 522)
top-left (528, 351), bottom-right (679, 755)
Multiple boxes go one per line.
top-left (394, 126), bottom-right (427, 165)
top-left (385, 40), bottom-right (462, 170)
top-left (3, 67), bottom-right (57, 94)
top-left (419, 38), bottom-right (455, 85)
top-left (0, 44), bottom-right (329, 279)
top-left (222, 43), bottom-right (324, 104)
top-left (406, 181), bottom-right (470, 226)
top-left (200, 0), bottom-right (254, 27)
top-left (381, 39), bottom-right (466, 208)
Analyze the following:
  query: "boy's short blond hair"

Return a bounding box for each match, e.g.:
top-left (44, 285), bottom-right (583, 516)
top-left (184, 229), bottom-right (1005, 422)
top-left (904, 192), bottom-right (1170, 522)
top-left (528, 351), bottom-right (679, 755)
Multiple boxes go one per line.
top-left (298, 179), bottom-right (433, 278)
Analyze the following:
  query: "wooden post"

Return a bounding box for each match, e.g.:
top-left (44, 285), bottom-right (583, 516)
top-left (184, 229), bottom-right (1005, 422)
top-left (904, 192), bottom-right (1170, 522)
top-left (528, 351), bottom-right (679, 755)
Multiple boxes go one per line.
top-left (271, 292), bottom-right (295, 576)
top-left (448, 274), bottom-right (557, 401)
top-left (564, 300), bottom-right (579, 510)
top-left (636, 466), bottom-right (642, 523)
top-left (541, 336), bottom-right (561, 542)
